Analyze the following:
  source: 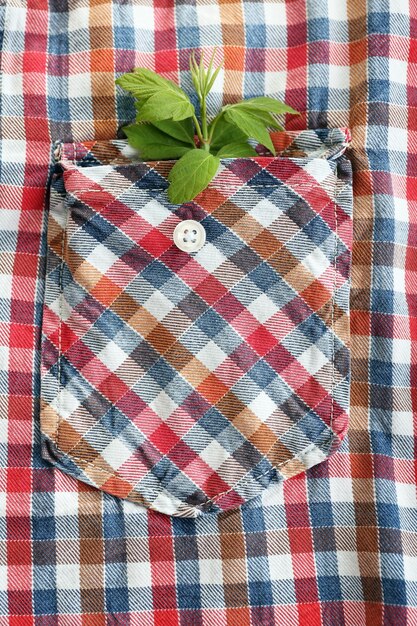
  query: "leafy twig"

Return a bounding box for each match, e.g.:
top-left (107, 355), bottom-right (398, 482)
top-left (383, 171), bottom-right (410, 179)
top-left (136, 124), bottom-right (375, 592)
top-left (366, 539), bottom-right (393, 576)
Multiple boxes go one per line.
top-left (115, 50), bottom-right (299, 203)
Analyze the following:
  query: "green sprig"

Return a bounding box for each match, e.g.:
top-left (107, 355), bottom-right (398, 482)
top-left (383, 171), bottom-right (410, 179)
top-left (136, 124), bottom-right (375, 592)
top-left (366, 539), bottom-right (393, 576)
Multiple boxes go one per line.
top-left (115, 50), bottom-right (299, 203)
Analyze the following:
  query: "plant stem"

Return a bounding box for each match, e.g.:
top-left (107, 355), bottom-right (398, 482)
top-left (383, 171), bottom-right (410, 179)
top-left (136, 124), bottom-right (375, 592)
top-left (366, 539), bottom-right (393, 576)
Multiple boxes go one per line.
top-left (200, 95), bottom-right (210, 150)
top-left (192, 113), bottom-right (205, 145)
top-left (207, 110), bottom-right (223, 144)
top-left (201, 97), bottom-right (207, 139)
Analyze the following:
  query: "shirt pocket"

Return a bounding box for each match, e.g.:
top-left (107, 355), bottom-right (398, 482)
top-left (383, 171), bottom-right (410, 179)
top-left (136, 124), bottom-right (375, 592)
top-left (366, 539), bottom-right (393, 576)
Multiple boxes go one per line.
top-left (40, 128), bottom-right (352, 517)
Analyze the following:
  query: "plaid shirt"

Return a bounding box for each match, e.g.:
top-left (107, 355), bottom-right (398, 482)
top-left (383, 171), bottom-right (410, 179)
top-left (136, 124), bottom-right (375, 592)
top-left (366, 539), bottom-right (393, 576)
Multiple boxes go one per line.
top-left (0, 1), bottom-right (416, 624)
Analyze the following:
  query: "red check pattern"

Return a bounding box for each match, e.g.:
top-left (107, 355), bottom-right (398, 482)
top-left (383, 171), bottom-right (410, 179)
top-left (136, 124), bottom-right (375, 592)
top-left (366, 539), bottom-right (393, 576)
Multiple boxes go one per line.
top-left (1, 0), bottom-right (416, 622)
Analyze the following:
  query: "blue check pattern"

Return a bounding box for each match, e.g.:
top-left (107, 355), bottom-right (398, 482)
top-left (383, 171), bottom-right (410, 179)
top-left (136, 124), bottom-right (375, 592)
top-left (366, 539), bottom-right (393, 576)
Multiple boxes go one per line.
top-left (0, 0), bottom-right (416, 623)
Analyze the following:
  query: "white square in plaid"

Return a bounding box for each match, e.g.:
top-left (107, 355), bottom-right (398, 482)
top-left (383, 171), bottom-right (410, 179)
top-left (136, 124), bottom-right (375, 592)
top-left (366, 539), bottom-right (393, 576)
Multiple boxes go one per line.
top-left (263, 2), bottom-right (287, 26)
top-left (53, 388), bottom-right (81, 420)
top-left (47, 294), bottom-right (61, 319)
top-left (68, 6), bottom-right (90, 31)
top-left (131, 5), bottom-right (154, 31)
top-left (150, 490), bottom-right (184, 516)
top-left (393, 266), bottom-right (406, 292)
top-left (0, 420), bottom-right (7, 444)
top-left (250, 197), bottom-right (283, 228)
top-left (196, 341), bottom-right (227, 372)
top-left (87, 243), bottom-right (119, 274)
top-left (268, 554), bottom-right (294, 580)
top-left (303, 158), bottom-right (334, 184)
top-left (3, 6), bottom-right (27, 32)
top-left (142, 199), bottom-right (172, 227)
top-left (56, 564), bottom-right (81, 590)
top-left (392, 411), bottom-right (414, 436)
top-left (196, 4), bottom-right (222, 27)
top-left (54, 492), bottom-right (79, 516)
top-left (329, 478), bottom-right (354, 503)
top-left (97, 341), bottom-right (128, 372)
top-left (0, 347), bottom-right (9, 372)
top-left (403, 556), bottom-right (417, 582)
top-left (150, 390), bottom-right (178, 422)
top-left (329, 64), bottom-right (350, 90)
top-left (248, 293), bottom-right (279, 323)
top-left (143, 291), bottom-right (174, 321)
top-left (200, 440), bottom-right (230, 471)
top-left (264, 72), bottom-right (287, 96)
top-left (389, 58), bottom-right (408, 84)
top-left (1, 72), bottom-right (23, 95)
top-left (392, 339), bottom-right (411, 364)
top-left (101, 438), bottom-right (134, 471)
top-left (79, 164), bottom-right (114, 186)
top-left (0, 209), bottom-right (20, 230)
top-left (69, 73), bottom-right (92, 98)
top-left (298, 344), bottom-right (328, 376)
top-left (393, 197), bottom-right (409, 223)
top-left (194, 242), bottom-right (227, 273)
top-left (127, 561), bottom-right (152, 588)
top-left (0, 275), bottom-right (12, 300)
top-left (301, 247), bottom-right (331, 278)
top-left (326, 0), bottom-right (348, 21)
top-left (388, 126), bottom-right (409, 151)
top-left (336, 551), bottom-right (361, 577)
top-left (396, 483), bottom-right (417, 508)
top-left (199, 559), bottom-right (224, 585)
top-left (249, 392), bottom-right (277, 423)
top-left (2, 140), bottom-right (26, 163)
top-left (0, 566), bottom-right (6, 592)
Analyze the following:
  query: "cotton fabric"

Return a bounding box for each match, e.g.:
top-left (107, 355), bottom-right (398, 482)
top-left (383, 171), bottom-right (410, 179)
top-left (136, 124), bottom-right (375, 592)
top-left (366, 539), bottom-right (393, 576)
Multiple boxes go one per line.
top-left (0, 1), bottom-right (416, 623)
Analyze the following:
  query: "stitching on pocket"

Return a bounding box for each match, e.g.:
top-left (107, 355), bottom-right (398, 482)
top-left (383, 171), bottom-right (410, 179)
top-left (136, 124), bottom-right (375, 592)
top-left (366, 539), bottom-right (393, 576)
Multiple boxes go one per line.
top-left (330, 178), bottom-right (338, 432)
top-left (60, 157), bottom-right (338, 209)
top-left (56, 196), bottom-right (71, 446)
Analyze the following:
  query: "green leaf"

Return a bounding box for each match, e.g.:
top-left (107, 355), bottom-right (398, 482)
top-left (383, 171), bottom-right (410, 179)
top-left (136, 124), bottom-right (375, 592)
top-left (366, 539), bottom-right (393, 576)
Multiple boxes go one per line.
top-left (215, 142), bottom-right (258, 158)
top-left (136, 91), bottom-right (195, 122)
top-left (152, 118), bottom-right (195, 145)
top-left (123, 124), bottom-right (192, 160)
top-left (236, 96), bottom-right (299, 116)
top-left (189, 51), bottom-right (202, 96)
top-left (116, 62), bottom-right (298, 169)
top-left (209, 116), bottom-right (249, 149)
top-left (242, 109), bottom-right (283, 130)
top-left (115, 72), bottom-right (148, 95)
top-left (116, 67), bottom-right (184, 99)
top-left (224, 108), bottom-right (276, 155)
top-left (198, 51), bottom-right (205, 93)
top-left (167, 149), bottom-right (220, 203)
top-left (116, 67), bottom-right (194, 121)
top-left (135, 99), bottom-right (194, 131)
top-left (205, 64), bottom-right (222, 94)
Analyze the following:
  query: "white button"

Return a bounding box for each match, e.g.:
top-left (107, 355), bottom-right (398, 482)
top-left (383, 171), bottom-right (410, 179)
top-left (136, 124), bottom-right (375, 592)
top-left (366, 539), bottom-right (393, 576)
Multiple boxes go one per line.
top-left (173, 219), bottom-right (206, 252)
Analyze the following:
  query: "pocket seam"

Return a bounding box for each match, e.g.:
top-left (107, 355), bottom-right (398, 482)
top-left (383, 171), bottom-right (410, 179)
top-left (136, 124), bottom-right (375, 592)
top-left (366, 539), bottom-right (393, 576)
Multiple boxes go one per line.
top-left (50, 429), bottom-right (336, 513)
top-left (56, 194), bottom-right (71, 447)
top-left (61, 156), bottom-right (338, 216)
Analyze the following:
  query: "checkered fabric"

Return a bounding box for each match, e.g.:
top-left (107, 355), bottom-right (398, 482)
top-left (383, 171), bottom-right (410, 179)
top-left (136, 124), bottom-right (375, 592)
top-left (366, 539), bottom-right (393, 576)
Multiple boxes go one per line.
top-left (40, 130), bottom-right (352, 516)
top-left (1, 0), bottom-right (416, 623)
